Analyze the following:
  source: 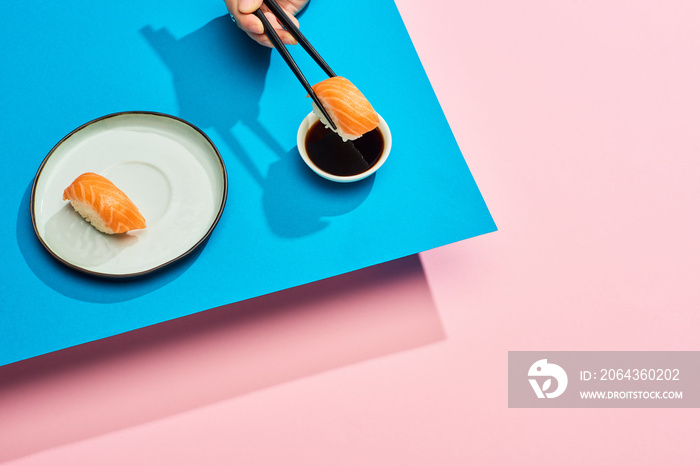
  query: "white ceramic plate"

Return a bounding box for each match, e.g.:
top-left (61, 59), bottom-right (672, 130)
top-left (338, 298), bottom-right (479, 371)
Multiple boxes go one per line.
top-left (31, 111), bottom-right (227, 278)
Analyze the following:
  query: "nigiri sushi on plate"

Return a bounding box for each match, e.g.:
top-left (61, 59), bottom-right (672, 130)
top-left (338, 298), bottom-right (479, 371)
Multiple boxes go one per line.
top-left (31, 111), bottom-right (227, 278)
top-left (63, 172), bottom-right (146, 235)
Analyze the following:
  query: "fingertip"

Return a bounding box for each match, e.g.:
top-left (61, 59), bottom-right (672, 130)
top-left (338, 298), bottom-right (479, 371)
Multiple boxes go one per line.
top-left (259, 37), bottom-right (275, 48)
top-left (247, 31), bottom-right (274, 48)
top-left (238, 15), bottom-right (265, 35)
top-left (287, 14), bottom-right (300, 29)
top-left (238, 0), bottom-right (262, 14)
top-left (282, 32), bottom-right (298, 46)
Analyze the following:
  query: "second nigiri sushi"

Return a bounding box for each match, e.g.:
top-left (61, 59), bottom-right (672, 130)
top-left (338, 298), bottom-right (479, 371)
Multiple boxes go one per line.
top-left (310, 76), bottom-right (380, 141)
top-left (63, 172), bottom-right (146, 234)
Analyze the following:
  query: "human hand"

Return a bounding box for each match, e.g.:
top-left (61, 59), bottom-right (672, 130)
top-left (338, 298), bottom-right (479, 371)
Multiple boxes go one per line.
top-left (225, 0), bottom-right (310, 47)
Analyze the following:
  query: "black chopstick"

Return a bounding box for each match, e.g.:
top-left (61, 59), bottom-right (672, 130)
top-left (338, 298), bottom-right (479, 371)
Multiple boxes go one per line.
top-left (253, 4), bottom-right (337, 130)
top-left (263, 0), bottom-right (336, 78)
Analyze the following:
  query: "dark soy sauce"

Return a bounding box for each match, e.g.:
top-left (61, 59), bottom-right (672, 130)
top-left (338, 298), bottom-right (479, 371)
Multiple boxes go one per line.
top-left (304, 121), bottom-right (384, 177)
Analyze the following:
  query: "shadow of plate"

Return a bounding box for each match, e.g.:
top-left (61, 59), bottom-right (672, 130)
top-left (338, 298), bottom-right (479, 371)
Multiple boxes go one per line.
top-left (17, 181), bottom-right (203, 303)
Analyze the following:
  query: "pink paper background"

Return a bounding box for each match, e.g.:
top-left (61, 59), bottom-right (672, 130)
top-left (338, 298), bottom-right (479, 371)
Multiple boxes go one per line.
top-left (2, 0), bottom-right (699, 464)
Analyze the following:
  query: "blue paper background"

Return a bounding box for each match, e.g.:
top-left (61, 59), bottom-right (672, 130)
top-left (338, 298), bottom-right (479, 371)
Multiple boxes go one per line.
top-left (0, 0), bottom-right (495, 366)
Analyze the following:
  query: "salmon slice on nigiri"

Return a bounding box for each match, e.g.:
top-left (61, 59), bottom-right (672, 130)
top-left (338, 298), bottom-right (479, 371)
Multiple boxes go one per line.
top-left (310, 76), bottom-right (379, 141)
top-left (62, 172), bottom-right (146, 234)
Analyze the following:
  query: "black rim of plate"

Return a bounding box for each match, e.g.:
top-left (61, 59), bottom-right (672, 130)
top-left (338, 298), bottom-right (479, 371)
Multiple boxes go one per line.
top-left (30, 110), bottom-right (228, 279)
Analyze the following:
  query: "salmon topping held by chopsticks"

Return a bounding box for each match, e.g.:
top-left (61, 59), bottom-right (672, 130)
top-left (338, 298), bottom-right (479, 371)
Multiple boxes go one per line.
top-left (311, 76), bottom-right (379, 141)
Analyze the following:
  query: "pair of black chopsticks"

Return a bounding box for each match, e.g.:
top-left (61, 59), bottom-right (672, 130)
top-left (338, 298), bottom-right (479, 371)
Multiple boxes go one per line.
top-left (253, 0), bottom-right (337, 130)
